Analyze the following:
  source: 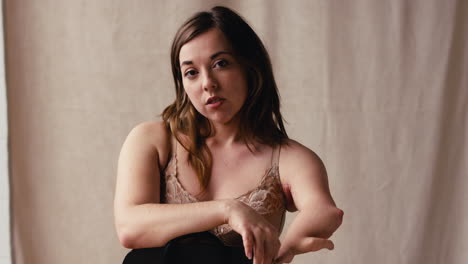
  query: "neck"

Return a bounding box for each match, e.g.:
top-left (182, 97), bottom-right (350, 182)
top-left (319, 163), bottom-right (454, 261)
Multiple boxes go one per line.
top-left (206, 118), bottom-right (243, 148)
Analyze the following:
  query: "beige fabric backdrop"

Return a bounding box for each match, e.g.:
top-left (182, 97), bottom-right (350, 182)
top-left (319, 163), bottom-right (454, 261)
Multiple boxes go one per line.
top-left (5, 0), bottom-right (467, 263)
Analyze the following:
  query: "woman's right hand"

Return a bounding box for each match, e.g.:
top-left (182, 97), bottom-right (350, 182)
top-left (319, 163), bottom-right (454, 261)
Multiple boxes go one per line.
top-left (224, 200), bottom-right (281, 264)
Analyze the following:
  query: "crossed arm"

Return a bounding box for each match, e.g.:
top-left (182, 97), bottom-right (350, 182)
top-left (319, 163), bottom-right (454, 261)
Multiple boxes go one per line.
top-left (114, 122), bottom-right (343, 263)
top-left (275, 140), bottom-right (344, 263)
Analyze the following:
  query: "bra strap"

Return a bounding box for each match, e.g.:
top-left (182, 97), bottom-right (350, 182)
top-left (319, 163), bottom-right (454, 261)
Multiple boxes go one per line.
top-left (270, 144), bottom-right (281, 167)
top-left (171, 135), bottom-right (178, 176)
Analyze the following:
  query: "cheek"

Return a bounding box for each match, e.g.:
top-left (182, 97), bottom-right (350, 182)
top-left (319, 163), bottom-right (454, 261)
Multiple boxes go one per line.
top-left (184, 87), bottom-right (205, 111)
top-left (183, 83), bottom-right (199, 102)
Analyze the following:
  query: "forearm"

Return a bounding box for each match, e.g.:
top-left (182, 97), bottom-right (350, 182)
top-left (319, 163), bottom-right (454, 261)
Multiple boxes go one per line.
top-left (282, 205), bottom-right (343, 247)
top-left (115, 200), bottom-right (230, 248)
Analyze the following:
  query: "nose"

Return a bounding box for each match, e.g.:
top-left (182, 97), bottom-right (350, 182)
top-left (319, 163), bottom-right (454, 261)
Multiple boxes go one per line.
top-left (202, 70), bottom-right (218, 92)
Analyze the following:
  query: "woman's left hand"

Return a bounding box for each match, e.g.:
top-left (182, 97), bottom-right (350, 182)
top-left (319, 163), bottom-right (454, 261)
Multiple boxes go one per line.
top-left (273, 236), bottom-right (335, 263)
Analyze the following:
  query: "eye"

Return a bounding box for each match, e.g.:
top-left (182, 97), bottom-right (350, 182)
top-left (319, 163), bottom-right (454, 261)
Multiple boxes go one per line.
top-left (184, 69), bottom-right (198, 79)
top-left (214, 59), bottom-right (229, 68)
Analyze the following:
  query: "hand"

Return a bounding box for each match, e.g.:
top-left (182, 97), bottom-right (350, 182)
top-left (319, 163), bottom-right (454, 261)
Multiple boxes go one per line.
top-left (225, 200), bottom-right (281, 264)
top-left (274, 236), bottom-right (334, 263)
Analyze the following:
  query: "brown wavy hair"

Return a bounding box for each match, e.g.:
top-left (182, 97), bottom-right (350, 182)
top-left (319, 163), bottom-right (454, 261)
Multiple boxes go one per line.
top-left (162, 6), bottom-right (288, 195)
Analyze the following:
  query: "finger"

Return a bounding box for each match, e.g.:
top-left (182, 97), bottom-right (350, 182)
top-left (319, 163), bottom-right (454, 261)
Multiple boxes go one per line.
top-left (274, 248), bottom-right (292, 264)
top-left (254, 233), bottom-right (264, 264)
top-left (242, 232), bottom-right (253, 260)
top-left (264, 238), bottom-right (274, 264)
top-left (267, 238), bottom-right (281, 264)
top-left (264, 227), bottom-right (279, 264)
top-left (274, 256), bottom-right (288, 263)
top-left (325, 240), bottom-right (334, 250)
top-left (274, 253), bottom-right (282, 263)
top-left (313, 238), bottom-right (334, 250)
top-left (299, 237), bottom-right (335, 252)
top-left (274, 243), bottom-right (288, 260)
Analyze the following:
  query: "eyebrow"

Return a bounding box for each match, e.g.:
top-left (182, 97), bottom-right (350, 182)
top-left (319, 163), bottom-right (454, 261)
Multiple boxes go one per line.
top-left (180, 51), bottom-right (232, 67)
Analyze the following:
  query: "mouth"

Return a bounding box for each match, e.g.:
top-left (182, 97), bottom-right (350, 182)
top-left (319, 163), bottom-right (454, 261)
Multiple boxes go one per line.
top-left (206, 96), bottom-right (225, 105)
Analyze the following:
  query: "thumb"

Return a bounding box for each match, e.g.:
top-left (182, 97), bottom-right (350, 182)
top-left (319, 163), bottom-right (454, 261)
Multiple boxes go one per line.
top-left (274, 248), bottom-right (294, 264)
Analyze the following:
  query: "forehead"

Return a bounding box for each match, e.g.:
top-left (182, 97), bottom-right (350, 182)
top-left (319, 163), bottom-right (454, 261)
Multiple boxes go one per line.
top-left (179, 28), bottom-right (232, 64)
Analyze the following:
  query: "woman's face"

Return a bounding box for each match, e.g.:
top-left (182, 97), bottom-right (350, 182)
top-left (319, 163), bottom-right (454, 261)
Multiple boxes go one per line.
top-left (179, 28), bottom-right (248, 125)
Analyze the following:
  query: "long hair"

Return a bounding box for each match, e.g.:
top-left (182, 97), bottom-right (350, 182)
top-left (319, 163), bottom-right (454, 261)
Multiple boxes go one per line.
top-left (162, 6), bottom-right (288, 195)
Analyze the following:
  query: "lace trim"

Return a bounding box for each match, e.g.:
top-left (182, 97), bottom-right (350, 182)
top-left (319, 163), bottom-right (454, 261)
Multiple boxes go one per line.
top-left (164, 161), bottom-right (286, 244)
top-left (165, 161), bottom-right (285, 212)
top-left (163, 140), bottom-right (286, 247)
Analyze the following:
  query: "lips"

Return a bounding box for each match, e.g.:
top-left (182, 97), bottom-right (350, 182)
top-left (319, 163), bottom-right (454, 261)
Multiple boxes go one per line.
top-left (206, 96), bottom-right (225, 105)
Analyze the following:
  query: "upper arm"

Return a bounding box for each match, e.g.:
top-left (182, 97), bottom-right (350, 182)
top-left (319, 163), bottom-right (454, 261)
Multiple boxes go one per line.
top-left (280, 140), bottom-right (337, 212)
top-left (114, 121), bottom-right (170, 218)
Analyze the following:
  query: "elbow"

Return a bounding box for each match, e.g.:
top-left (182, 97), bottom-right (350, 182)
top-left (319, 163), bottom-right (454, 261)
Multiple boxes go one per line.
top-left (335, 207), bottom-right (344, 229)
top-left (116, 221), bottom-right (168, 249)
top-left (323, 207), bottom-right (344, 239)
top-left (115, 218), bottom-right (139, 249)
top-left (333, 207), bottom-right (344, 226)
top-left (117, 226), bottom-right (137, 249)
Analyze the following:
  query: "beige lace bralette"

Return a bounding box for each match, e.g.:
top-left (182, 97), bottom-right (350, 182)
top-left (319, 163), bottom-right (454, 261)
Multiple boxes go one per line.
top-left (161, 137), bottom-right (287, 247)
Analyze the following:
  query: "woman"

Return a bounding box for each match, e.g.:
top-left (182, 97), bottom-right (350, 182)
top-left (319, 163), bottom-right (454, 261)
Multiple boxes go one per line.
top-left (114, 6), bottom-right (343, 264)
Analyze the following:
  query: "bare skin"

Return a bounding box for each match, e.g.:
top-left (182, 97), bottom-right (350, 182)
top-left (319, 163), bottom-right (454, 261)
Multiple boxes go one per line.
top-left (114, 28), bottom-right (343, 264)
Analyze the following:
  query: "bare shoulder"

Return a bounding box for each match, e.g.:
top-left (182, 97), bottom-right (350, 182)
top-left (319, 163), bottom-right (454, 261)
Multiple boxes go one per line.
top-left (279, 139), bottom-right (326, 184)
top-left (278, 138), bottom-right (335, 210)
top-left (128, 121), bottom-right (172, 168)
top-left (128, 121), bottom-right (168, 142)
top-left (115, 120), bottom-right (171, 210)
top-left (280, 138), bottom-right (321, 157)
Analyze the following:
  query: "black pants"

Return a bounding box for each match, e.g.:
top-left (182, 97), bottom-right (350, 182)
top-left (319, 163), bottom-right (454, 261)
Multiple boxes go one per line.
top-left (123, 231), bottom-right (253, 264)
